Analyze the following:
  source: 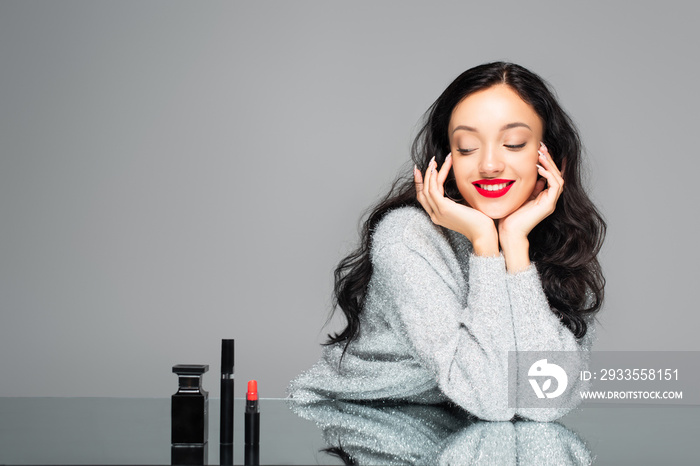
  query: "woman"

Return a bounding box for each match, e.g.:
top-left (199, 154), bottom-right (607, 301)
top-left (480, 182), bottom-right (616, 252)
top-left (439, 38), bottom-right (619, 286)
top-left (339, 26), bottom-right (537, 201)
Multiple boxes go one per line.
top-left (288, 62), bottom-right (605, 422)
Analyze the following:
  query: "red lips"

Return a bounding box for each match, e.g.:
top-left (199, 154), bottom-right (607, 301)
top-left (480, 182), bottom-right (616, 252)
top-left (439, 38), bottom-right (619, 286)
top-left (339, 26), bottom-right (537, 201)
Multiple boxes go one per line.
top-left (472, 179), bottom-right (515, 198)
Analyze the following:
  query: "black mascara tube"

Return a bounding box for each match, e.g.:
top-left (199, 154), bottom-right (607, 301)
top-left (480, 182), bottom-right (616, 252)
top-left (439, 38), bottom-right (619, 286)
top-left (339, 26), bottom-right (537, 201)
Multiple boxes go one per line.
top-left (220, 339), bottom-right (234, 446)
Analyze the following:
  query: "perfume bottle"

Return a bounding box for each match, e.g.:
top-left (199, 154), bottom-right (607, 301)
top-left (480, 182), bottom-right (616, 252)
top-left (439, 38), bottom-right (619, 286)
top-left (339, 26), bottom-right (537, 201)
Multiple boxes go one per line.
top-left (171, 364), bottom-right (209, 445)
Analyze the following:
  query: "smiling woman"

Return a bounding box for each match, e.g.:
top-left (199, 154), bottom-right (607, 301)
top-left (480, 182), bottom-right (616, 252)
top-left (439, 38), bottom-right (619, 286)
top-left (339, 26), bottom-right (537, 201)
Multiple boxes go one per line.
top-left (288, 62), bottom-right (606, 422)
top-left (449, 85), bottom-right (542, 220)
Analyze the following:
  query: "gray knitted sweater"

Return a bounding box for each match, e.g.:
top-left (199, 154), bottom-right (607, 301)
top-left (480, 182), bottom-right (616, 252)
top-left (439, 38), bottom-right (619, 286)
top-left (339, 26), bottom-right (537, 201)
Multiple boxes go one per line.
top-left (288, 206), bottom-right (596, 422)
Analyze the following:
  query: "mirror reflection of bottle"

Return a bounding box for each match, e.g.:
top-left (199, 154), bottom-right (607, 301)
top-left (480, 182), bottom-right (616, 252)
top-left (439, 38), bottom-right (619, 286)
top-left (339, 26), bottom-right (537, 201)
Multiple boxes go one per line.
top-left (171, 364), bottom-right (209, 465)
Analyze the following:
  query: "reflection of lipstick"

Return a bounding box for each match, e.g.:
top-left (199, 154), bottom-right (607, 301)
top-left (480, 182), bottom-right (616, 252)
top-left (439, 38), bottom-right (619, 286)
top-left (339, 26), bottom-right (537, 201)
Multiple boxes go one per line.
top-left (244, 380), bottom-right (260, 465)
top-left (472, 178), bottom-right (515, 198)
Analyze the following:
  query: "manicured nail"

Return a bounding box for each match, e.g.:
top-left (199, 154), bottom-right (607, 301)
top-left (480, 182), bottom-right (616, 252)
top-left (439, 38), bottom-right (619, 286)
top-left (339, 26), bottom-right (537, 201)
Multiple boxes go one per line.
top-left (536, 164), bottom-right (544, 170)
top-left (446, 152), bottom-right (452, 160)
top-left (540, 141), bottom-right (545, 148)
top-left (538, 150), bottom-right (544, 158)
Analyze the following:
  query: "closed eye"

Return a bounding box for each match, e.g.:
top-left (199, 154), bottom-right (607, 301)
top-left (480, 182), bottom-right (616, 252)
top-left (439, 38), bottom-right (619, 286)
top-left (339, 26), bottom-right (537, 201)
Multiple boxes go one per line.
top-left (505, 142), bottom-right (527, 150)
top-left (457, 148), bottom-right (477, 154)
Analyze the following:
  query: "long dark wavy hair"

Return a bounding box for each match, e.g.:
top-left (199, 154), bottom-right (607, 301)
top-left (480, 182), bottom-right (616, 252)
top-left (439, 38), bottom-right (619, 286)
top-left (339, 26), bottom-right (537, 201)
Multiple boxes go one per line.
top-left (325, 62), bottom-right (605, 353)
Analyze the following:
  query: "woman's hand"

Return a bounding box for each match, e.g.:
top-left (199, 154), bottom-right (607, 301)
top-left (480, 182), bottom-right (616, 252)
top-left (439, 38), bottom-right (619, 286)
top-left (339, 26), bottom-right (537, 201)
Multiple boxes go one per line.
top-left (414, 153), bottom-right (499, 257)
top-left (498, 142), bottom-right (564, 272)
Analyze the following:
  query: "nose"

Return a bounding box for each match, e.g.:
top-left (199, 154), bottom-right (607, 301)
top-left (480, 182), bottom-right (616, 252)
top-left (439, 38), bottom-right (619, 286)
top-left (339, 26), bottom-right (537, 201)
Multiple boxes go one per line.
top-left (478, 144), bottom-right (505, 176)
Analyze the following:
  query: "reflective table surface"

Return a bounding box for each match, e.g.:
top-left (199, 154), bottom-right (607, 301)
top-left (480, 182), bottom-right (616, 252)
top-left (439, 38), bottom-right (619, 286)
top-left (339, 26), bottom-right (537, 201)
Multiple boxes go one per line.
top-left (0, 397), bottom-right (698, 465)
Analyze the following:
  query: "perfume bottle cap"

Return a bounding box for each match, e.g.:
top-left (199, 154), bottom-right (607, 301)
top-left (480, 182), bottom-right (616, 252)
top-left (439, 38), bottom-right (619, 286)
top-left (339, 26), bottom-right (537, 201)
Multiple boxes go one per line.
top-left (172, 364), bottom-right (209, 375)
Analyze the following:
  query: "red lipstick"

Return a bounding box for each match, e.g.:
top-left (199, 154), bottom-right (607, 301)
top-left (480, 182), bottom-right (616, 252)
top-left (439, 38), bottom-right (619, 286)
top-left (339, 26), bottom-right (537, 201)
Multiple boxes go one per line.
top-left (472, 179), bottom-right (515, 198)
top-left (245, 380), bottom-right (260, 464)
top-left (246, 380), bottom-right (258, 402)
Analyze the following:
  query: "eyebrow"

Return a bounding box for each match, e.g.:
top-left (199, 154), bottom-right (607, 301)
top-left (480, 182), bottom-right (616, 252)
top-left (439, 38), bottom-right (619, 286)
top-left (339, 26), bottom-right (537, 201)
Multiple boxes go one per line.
top-left (452, 122), bottom-right (532, 135)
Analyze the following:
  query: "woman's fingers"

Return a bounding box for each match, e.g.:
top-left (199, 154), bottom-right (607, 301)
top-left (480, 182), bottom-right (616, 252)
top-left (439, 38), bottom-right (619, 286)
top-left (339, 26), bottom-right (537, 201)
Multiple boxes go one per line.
top-left (414, 163), bottom-right (432, 216)
top-left (422, 157), bottom-right (439, 213)
top-left (414, 164), bottom-right (424, 196)
top-left (535, 143), bottom-right (564, 213)
top-left (536, 162), bottom-right (560, 200)
top-left (428, 156), bottom-right (441, 197)
top-left (415, 154), bottom-right (454, 224)
top-left (427, 154), bottom-right (452, 202)
top-left (424, 157), bottom-right (435, 191)
top-left (435, 152), bottom-right (452, 196)
top-left (538, 145), bottom-right (564, 193)
top-left (539, 143), bottom-right (564, 184)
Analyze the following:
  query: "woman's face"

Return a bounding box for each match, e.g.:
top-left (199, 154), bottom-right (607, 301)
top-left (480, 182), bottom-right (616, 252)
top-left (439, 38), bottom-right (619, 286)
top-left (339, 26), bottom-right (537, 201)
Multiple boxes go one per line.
top-left (448, 84), bottom-right (543, 220)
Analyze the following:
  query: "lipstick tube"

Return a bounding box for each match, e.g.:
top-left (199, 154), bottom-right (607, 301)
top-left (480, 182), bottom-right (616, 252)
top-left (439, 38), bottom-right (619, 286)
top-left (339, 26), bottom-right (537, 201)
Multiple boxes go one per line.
top-left (244, 380), bottom-right (260, 465)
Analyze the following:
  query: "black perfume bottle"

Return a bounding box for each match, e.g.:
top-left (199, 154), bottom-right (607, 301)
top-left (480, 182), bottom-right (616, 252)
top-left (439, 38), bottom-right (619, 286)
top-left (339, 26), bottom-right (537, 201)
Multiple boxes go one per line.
top-left (171, 364), bottom-right (209, 446)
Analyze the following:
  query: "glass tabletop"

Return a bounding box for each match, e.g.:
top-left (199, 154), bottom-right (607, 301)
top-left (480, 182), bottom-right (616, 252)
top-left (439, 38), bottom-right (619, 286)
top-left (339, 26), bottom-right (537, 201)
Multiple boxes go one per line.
top-left (0, 397), bottom-right (698, 465)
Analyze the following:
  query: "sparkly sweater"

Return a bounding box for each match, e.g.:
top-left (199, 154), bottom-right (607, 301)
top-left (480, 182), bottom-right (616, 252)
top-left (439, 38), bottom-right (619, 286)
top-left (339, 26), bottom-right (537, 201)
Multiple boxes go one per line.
top-left (287, 400), bottom-right (593, 465)
top-left (288, 206), bottom-right (596, 422)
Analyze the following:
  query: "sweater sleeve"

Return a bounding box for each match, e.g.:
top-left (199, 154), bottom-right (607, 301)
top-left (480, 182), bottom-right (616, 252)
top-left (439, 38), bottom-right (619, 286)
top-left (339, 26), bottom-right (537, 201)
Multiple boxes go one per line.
top-left (506, 265), bottom-right (597, 421)
top-left (506, 265), bottom-right (596, 352)
top-left (371, 239), bottom-right (517, 421)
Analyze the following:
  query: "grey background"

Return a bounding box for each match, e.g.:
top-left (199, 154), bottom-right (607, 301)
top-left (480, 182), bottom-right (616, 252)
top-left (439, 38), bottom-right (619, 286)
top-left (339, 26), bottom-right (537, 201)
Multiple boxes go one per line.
top-left (1, 1), bottom-right (698, 399)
